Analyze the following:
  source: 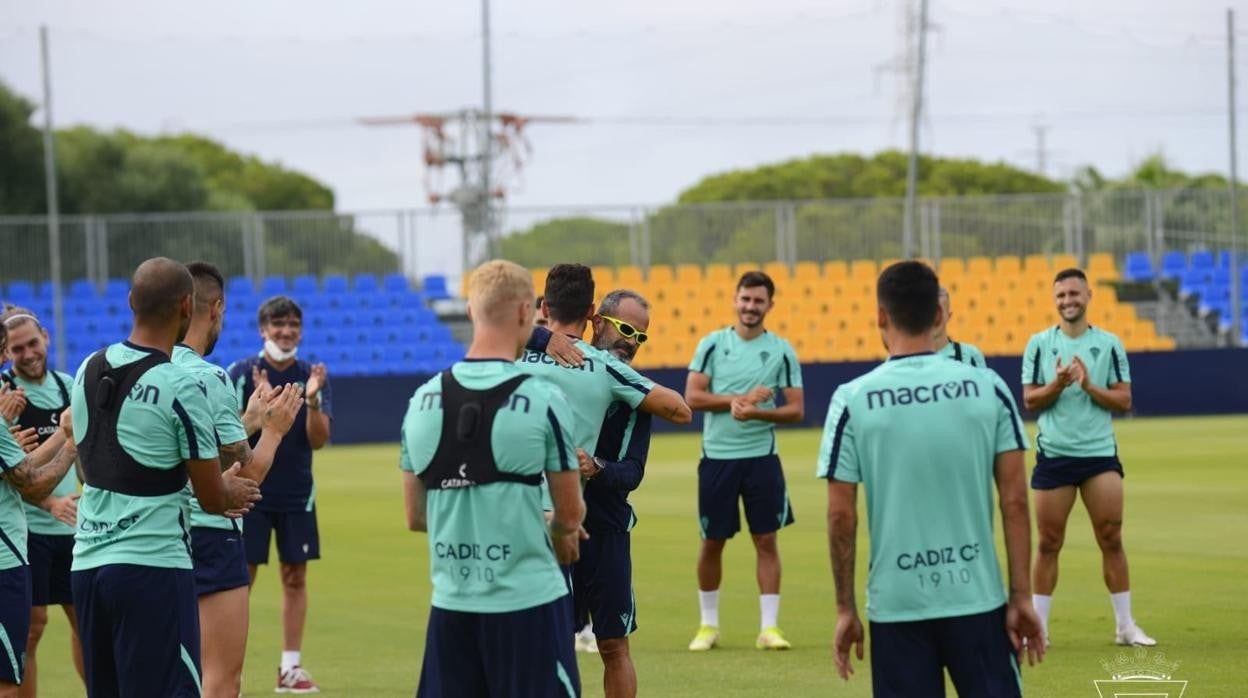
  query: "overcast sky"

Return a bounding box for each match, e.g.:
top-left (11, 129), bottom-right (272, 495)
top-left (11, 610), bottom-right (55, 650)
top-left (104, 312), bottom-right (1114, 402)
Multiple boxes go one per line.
top-left (2, 0), bottom-right (1246, 275)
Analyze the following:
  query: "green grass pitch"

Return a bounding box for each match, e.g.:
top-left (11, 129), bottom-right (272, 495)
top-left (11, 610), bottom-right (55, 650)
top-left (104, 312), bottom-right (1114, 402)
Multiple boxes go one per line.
top-left (34, 415), bottom-right (1247, 696)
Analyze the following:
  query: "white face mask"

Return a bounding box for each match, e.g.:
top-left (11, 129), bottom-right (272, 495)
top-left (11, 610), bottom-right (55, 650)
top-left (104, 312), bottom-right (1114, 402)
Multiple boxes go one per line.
top-left (264, 339), bottom-right (298, 362)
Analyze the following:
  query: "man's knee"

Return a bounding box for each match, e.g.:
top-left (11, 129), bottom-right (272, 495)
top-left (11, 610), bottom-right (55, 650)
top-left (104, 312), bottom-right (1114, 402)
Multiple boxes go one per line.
top-left (700, 539), bottom-right (727, 557)
top-left (28, 606), bottom-right (48, 646)
top-left (280, 564), bottom-right (307, 591)
top-left (1094, 519), bottom-right (1124, 552)
top-left (598, 638), bottom-right (631, 664)
top-left (751, 533), bottom-right (778, 557)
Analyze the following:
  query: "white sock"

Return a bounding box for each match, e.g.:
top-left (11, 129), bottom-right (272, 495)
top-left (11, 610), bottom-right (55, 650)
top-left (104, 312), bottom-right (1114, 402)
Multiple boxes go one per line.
top-left (280, 651), bottom-right (301, 673)
top-left (1033, 594), bottom-right (1052, 635)
top-left (699, 590), bottom-right (720, 628)
top-left (760, 594), bottom-right (781, 630)
top-left (1110, 591), bottom-right (1134, 630)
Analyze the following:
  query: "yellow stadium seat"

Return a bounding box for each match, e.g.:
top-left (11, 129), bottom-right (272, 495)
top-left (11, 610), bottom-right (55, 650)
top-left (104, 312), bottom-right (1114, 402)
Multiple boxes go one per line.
top-left (938, 258), bottom-right (967, 280)
top-left (1052, 254), bottom-right (1078, 272)
top-left (824, 260), bottom-right (849, 280)
top-left (763, 262), bottom-right (791, 283)
top-left (531, 268), bottom-right (548, 294)
top-left (850, 260), bottom-right (878, 280)
top-left (1087, 253), bottom-right (1118, 281)
top-left (794, 261), bottom-right (820, 280)
top-left (591, 266), bottom-right (616, 290)
top-left (705, 263), bottom-right (733, 284)
top-left (732, 262), bottom-right (764, 279)
top-left (1023, 255), bottom-right (1049, 278)
top-left (967, 256), bottom-right (993, 278)
top-left (675, 264), bottom-right (703, 285)
top-left (648, 264), bottom-right (674, 285)
top-left (995, 256), bottom-right (1023, 276)
top-left (615, 265), bottom-right (643, 287)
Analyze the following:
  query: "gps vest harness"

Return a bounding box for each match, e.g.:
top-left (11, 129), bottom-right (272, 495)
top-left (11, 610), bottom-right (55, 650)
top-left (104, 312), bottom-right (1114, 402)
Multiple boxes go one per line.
top-left (79, 351), bottom-right (188, 496)
top-left (2, 369), bottom-right (70, 447)
top-left (419, 372), bottom-right (543, 490)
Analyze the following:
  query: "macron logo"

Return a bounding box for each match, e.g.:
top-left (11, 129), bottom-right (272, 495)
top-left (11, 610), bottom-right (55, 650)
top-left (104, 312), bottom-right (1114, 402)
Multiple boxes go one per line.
top-left (866, 379), bottom-right (980, 410)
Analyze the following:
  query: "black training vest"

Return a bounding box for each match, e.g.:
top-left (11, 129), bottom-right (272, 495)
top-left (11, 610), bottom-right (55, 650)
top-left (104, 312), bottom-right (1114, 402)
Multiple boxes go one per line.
top-left (419, 372), bottom-right (543, 490)
top-left (951, 340), bottom-right (964, 363)
top-left (79, 351), bottom-right (188, 496)
top-left (2, 369), bottom-right (70, 446)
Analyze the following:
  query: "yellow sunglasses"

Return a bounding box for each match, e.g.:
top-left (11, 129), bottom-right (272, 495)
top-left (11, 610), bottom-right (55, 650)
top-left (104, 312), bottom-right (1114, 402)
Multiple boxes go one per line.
top-left (600, 315), bottom-right (648, 344)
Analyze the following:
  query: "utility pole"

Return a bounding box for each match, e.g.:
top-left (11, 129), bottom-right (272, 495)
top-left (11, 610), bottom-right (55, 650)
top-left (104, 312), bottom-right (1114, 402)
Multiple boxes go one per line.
top-left (1033, 124), bottom-right (1049, 175)
top-left (480, 0), bottom-right (495, 260)
top-left (902, 0), bottom-right (929, 259)
top-left (40, 25), bottom-right (66, 372)
top-left (1228, 8), bottom-right (1242, 346)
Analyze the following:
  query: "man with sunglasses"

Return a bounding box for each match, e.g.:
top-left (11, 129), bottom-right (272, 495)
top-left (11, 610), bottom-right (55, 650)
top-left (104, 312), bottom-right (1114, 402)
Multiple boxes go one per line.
top-left (686, 270), bottom-right (805, 652)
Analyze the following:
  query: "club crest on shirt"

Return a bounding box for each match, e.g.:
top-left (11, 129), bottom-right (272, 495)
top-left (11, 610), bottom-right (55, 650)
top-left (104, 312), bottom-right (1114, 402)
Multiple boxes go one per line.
top-left (1090, 347), bottom-right (1102, 360)
top-left (760, 351), bottom-right (771, 363)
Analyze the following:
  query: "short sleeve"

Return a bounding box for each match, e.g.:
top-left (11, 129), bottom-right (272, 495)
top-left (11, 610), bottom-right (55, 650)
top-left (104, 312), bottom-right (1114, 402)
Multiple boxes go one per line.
top-left (688, 334), bottom-right (717, 375)
top-left (969, 345), bottom-right (987, 369)
top-left (544, 388), bottom-right (577, 473)
top-left (1021, 335), bottom-right (1042, 386)
top-left (210, 368), bottom-right (248, 445)
top-left (779, 341), bottom-right (803, 389)
top-left (399, 378), bottom-right (442, 475)
top-left (990, 372), bottom-right (1029, 454)
top-left (1109, 338), bottom-right (1131, 385)
top-left (0, 424), bottom-right (27, 472)
top-left (605, 355), bottom-right (654, 410)
top-left (816, 386), bottom-right (859, 482)
top-left (172, 375), bottom-right (220, 462)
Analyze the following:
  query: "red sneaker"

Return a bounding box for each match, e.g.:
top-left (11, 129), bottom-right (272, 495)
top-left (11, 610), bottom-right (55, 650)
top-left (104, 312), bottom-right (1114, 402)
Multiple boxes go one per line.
top-left (276, 666), bottom-right (320, 694)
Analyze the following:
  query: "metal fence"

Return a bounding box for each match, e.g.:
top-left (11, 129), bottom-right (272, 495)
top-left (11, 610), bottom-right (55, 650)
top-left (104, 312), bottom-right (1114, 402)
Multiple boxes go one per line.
top-left (0, 188), bottom-right (1240, 288)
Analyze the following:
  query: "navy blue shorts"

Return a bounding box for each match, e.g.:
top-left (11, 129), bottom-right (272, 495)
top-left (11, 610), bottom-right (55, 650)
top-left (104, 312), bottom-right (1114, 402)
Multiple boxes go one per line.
top-left (243, 508), bottom-right (320, 566)
top-left (572, 532), bottom-right (636, 640)
top-left (0, 565), bottom-right (31, 684)
top-left (698, 455), bottom-right (795, 539)
top-left (72, 565), bottom-right (201, 698)
top-left (870, 605), bottom-right (1022, 698)
top-left (191, 527), bottom-right (250, 596)
top-left (28, 532), bottom-right (74, 606)
top-left (417, 598), bottom-right (580, 698)
top-left (1031, 452), bottom-right (1124, 490)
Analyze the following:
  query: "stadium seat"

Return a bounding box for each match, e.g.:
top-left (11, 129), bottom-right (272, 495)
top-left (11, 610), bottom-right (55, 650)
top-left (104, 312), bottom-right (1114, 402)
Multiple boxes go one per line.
top-left (323, 275), bottom-right (349, 294)
top-left (1159, 251), bottom-right (1186, 280)
top-left (1191, 250), bottom-right (1215, 271)
top-left (648, 265), bottom-right (675, 286)
top-left (226, 276), bottom-right (254, 296)
top-left (383, 273), bottom-right (409, 292)
top-left (69, 279), bottom-right (97, 299)
top-left (1123, 252), bottom-right (1154, 282)
top-left (591, 266), bottom-right (617, 290)
top-left (292, 275), bottom-right (318, 294)
top-left (676, 264), bottom-right (703, 285)
top-left (104, 279), bottom-right (129, 298)
top-left (422, 275), bottom-right (450, 300)
top-left (995, 256), bottom-right (1023, 277)
top-left (7, 281), bottom-right (35, 301)
top-left (704, 264), bottom-right (733, 285)
top-left (260, 276), bottom-right (288, 296)
top-left (353, 274), bottom-right (380, 294)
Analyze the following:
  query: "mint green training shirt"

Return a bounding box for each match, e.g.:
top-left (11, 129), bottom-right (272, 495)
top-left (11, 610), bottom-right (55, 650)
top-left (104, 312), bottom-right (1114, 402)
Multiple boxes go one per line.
top-left (71, 343), bottom-right (219, 571)
top-left (400, 360), bottom-right (578, 614)
top-left (937, 338), bottom-right (987, 368)
top-left (1021, 326), bottom-right (1130, 458)
top-left (172, 345), bottom-right (249, 531)
top-left (0, 427), bottom-right (34, 570)
top-left (689, 327), bottom-right (803, 459)
top-left (817, 354), bottom-right (1029, 623)
top-left (6, 370), bottom-right (78, 536)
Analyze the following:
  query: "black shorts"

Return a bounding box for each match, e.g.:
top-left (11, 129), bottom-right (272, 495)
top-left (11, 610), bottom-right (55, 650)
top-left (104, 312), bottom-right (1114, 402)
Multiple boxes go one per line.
top-left (870, 605), bottom-right (1021, 698)
top-left (0, 565), bottom-right (31, 684)
top-left (72, 565), bottom-right (201, 698)
top-left (572, 532), bottom-right (636, 640)
top-left (697, 455), bottom-right (795, 540)
top-left (417, 598), bottom-right (580, 698)
top-left (28, 532), bottom-right (74, 606)
top-left (243, 508), bottom-right (320, 566)
top-left (191, 527), bottom-right (250, 596)
top-left (1031, 452), bottom-right (1124, 490)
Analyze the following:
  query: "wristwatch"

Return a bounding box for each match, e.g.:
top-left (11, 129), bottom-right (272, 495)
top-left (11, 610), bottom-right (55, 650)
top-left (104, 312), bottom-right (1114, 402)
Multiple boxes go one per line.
top-left (590, 457), bottom-right (608, 477)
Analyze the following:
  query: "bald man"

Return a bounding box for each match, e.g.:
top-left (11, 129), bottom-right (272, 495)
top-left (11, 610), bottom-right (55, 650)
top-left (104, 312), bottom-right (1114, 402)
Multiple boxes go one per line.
top-left (70, 257), bottom-right (262, 698)
top-left (933, 288), bottom-right (987, 368)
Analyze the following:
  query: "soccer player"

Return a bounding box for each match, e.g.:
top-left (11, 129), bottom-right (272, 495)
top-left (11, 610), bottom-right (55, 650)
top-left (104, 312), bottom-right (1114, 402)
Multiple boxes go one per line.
top-left (821, 261), bottom-right (1044, 696)
top-left (69, 257), bottom-right (260, 697)
top-left (0, 338), bottom-right (79, 695)
top-left (400, 259), bottom-right (585, 697)
top-left (685, 270), bottom-right (804, 651)
top-left (933, 287), bottom-right (987, 367)
top-left (1022, 268), bottom-right (1154, 647)
top-left (516, 263), bottom-right (690, 455)
top-left (0, 305), bottom-right (84, 697)
top-left (227, 296), bottom-right (332, 693)
top-left (175, 262), bottom-right (304, 698)
top-left (574, 289), bottom-right (655, 698)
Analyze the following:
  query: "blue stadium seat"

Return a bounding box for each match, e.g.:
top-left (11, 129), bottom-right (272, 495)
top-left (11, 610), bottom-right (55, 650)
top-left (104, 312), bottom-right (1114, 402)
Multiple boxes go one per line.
top-left (322, 275), bottom-right (349, 295)
top-left (367, 327), bottom-right (396, 345)
top-left (227, 276), bottom-right (254, 296)
top-left (7, 281), bottom-right (35, 301)
top-left (433, 342), bottom-right (465, 363)
top-left (422, 275), bottom-right (450, 300)
top-left (1179, 269), bottom-right (1212, 298)
top-left (344, 294), bottom-right (373, 311)
top-left (69, 279), bottom-right (97, 299)
top-left (362, 310), bottom-right (387, 327)
top-left (1218, 250), bottom-right (1233, 270)
top-left (397, 326), bottom-right (421, 345)
top-left (260, 276), bottom-right (288, 296)
top-left (1159, 251), bottom-right (1186, 280)
top-left (1123, 252), bottom-right (1154, 282)
top-left (383, 273), bottom-right (409, 292)
top-left (1191, 250), bottom-right (1215, 271)
top-left (104, 279), bottom-right (129, 298)
top-left (37, 281), bottom-right (59, 298)
top-left (303, 344), bottom-right (330, 365)
top-left (353, 274), bottom-right (380, 294)
top-left (292, 275), bottom-right (318, 294)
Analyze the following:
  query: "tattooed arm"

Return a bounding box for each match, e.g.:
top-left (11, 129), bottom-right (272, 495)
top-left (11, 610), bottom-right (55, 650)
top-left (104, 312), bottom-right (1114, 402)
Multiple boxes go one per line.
top-left (827, 479), bottom-right (865, 680)
top-left (4, 431), bottom-right (78, 504)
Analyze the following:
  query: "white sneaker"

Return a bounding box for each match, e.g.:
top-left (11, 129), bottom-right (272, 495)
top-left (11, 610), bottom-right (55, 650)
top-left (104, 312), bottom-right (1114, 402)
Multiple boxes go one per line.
top-left (574, 630), bottom-right (599, 653)
top-left (1115, 624), bottom-right (1157, 646)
